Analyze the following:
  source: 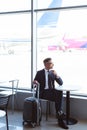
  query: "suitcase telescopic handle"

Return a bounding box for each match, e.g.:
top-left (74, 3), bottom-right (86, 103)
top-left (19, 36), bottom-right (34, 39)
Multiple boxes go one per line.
top-left (37, 83), bottom-right (40, 100)
top-left (32, 82), bottom-right (40, 99)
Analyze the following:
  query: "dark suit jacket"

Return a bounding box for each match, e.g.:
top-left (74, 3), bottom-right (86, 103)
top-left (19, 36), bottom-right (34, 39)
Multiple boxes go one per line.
top-left (34, 69), bottom-right (63, 94)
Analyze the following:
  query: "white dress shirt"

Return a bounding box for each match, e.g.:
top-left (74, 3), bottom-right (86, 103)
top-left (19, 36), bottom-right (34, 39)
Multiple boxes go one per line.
top-left (44, 69), bottom-right (49, 89)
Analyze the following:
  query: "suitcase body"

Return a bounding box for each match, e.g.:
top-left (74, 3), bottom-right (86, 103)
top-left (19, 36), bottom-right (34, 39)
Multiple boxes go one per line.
top-left (23, 83), bottom-right (41, 127)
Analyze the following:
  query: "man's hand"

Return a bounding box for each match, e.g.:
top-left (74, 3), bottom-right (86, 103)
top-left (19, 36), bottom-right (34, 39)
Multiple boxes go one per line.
top-left (51, 70), bottom-right (60, 78)
top-left (33, 80), bottom-right (39, 85)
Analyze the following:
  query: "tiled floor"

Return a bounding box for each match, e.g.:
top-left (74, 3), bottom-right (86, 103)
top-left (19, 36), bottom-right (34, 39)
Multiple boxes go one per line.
top-left (0, 110), bottom-right (87, 130)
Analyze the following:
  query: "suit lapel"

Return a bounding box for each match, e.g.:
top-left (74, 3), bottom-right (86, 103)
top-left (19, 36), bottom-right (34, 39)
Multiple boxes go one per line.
top-left (42, 69), bottom-right (46, 87)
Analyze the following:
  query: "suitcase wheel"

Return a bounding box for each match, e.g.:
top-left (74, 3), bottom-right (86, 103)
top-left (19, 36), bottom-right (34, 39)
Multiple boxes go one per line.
top-left (22, 120), bottom-right (29, 125)
top-left (31, 122), bottom-right (36, 128)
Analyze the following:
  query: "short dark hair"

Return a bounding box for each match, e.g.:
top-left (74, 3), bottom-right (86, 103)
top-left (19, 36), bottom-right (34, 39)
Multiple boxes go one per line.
top-left (43, 58), bottom-right (52, 64)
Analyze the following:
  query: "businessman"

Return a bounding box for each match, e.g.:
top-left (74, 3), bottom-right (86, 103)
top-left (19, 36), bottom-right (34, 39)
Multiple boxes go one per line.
top-left (33, 57), bottom-right (68, 129)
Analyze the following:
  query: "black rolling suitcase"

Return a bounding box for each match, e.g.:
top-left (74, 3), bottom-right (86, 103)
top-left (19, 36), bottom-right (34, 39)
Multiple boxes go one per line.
top-left (23, 83), bottom-right (41, 127)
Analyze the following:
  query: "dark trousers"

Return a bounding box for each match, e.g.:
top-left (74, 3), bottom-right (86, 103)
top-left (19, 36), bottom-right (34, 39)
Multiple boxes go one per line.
top-left (40, 89), bottom-right (63, 113)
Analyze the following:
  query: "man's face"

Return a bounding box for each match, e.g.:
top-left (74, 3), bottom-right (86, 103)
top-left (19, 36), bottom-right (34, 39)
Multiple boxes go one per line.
top-left (44, 60), bottom-right (54, 70)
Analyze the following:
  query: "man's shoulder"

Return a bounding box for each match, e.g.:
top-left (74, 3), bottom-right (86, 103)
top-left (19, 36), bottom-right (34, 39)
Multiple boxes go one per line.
top-left (37, 69), bottom-right (44, 73)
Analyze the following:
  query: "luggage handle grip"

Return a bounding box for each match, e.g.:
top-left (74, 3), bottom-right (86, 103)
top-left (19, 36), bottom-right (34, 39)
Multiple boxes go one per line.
top-left (32, 82), bottom-right (40, 99)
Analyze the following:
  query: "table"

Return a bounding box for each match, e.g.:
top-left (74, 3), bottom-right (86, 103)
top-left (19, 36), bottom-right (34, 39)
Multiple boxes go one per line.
top-left (0, 110), bottom-right (6, 117)
top-left (0, 90), bottom-right (15, 114)
top-left (55, 85), bottom-right (79, 125)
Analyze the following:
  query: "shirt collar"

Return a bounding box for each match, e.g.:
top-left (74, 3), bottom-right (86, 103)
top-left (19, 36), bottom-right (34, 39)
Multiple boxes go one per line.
top-left (44, 69), bottom-right (50, 72)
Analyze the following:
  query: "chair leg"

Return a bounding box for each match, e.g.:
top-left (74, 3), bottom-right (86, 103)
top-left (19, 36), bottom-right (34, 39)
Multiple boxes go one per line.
top-left (46, 101), bottom-right (50, 121)
top-left (40, 100), bottom-right (51, 121)
top-left (39, 100), bottom-right (42, 121)
top-left (48, 101), bottom-right (51, 115)
top-left (6, 111), bottom-right (9, 130)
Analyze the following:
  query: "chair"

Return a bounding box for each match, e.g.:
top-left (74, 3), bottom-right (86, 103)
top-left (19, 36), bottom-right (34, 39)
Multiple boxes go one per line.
top-left (40, 98), bottom-right (51, 121)
top-left (9, 79), bottom-right (19, 95)
top-left (9, 79), bottom-right (19, 112)
top-left (0, 94), bottom-right (10, 130)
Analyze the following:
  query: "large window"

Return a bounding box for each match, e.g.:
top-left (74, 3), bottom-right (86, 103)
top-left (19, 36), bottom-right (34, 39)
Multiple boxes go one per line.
top-left (0, 1), bottom-right (31, 89)
top-left (1, 0), bottom-right (87, 94)
top-left (36, 1), bottom-right (87, 95)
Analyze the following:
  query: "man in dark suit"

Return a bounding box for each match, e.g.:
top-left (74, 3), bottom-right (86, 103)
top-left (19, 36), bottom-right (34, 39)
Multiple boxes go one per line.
top-left (33, 57), bottom-right (68, 129)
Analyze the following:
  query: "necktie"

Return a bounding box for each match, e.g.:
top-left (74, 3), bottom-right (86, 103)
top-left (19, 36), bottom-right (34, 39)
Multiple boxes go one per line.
top-left (48, 71), bottom-right (51, 89)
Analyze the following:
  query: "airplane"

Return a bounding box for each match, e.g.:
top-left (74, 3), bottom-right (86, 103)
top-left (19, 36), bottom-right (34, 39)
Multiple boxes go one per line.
top-left (62, 34), bottom-right (87, 51)
top-left (37, 0), bottom-right (63, 51)
top-left (37, 0), bottom-right (62, 27)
